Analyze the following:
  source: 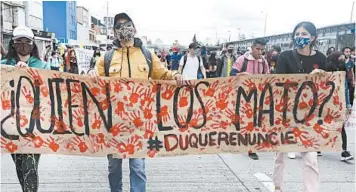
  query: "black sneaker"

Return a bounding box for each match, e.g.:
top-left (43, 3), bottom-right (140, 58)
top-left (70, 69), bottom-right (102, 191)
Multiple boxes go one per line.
top-left (341, 151), bottom-right (354, 161)
top-left (248, 152), bottom-right (259, 160)
top-left (317, 151), bottom-right (322, 156)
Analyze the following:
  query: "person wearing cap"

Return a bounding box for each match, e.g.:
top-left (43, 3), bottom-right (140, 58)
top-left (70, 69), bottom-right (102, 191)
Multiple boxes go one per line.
top-left (170, 45), bottom-right (183, 71)
top-left (88, 12), bottom-right (182, 192)
top-left (178, 43), bottom-right (206, 80)
top-left (1, 26), bottom-right (49, 192)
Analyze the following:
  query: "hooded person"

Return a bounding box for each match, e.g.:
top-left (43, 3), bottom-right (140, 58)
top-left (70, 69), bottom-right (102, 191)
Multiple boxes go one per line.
top-left (88, 12), bottom-right (182, 192)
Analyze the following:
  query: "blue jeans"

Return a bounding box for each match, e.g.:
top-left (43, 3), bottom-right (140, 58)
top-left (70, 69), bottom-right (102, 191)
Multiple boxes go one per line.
top-left (107, 155), bottom-right (146, 192)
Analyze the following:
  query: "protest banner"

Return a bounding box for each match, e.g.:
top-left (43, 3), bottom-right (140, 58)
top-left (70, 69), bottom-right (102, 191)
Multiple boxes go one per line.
top-left (75, 48), bottom-right (94, 75)
top-left (0, 65), bottom-right (346, 158)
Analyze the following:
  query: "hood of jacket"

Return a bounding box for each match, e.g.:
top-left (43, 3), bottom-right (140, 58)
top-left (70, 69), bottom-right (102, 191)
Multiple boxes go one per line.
top-left (243, 51), bottom-right (266, 63)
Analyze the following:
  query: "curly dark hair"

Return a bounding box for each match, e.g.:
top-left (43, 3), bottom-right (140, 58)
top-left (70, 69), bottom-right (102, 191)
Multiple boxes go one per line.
top-left (5, 39), bottom-right (40, 64)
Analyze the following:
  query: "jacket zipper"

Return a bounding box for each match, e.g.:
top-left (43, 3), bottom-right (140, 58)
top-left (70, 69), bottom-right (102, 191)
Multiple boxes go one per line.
top-left (127, 47), bottom-right (131, 77)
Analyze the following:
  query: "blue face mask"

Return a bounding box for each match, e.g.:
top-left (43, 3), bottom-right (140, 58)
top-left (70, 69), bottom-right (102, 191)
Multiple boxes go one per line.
top-left (294, 37), bottom-right (311, 49)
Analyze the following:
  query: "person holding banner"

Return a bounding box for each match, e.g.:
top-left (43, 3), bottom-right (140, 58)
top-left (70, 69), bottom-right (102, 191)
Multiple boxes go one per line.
top-left (1, 26), bottom-right (50, 192)
top-left (230, 38), bottom-right (270, 160)
top-left (88, 12), bottom-right (182, 192)
top-left (273, 21), bottom-right (327, 192)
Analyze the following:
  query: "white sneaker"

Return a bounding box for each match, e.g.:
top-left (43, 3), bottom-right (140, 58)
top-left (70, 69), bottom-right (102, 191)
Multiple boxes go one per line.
top-left (288, 152), bottom-right (296, 159)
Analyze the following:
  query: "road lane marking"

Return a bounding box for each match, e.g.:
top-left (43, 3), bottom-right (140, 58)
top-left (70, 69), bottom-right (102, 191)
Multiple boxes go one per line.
top-left (254, 172), bottom-right (274, 192)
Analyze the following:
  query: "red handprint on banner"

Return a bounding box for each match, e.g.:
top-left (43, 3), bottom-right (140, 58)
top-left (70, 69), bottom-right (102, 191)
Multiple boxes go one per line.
top-left (1, 91), bottom-right (11, 111)
top-left (24, 134), bottom-right (44, 148)
top-left (91, 113), bottom-right (102, 130)
top-left (124, 85), bottom-right (145, 106)
top-left (43, 136), bottom-right (59, 152)
top-left (179, 87), bottom-right (190, 108)
top-left (203, 80), bottom-right (218, 97)
top-left (115, 101), bottom-right (127, 118)
top-left (71, 137), bottom-right (88, 153)
top-left (313, 122), bottom-right (330, 139)
top-left (129, 111), bottom-right (144, 128)
top-left (225, 109), bottom-right (240, 124)
top-left (99, 96), bottom-right (116, 111)
top-left (161, 85), bottom-right (175, 100)
top-left (240, 122), bottom-right (256, 134)
top-left (143, 121), bottom-right (156, 139)
top-left (73, 109), bottom-right (84, 128)
top-left (1, 137), bottom-right (18, 153)
top-left (324, 109), bottom-right (341, 124)
top-left (141, 105), bottom-right (153, 120)
top-left (140, 89), bottom-right (154, 107)
top-left (242, 79), bottom-right (257, 91)
top-left (110, 123), bottom-right (132, 136)
top-left (241, 103), bottom-right (254, 118)
top-left (110, 134), bottom-right (142, 155)
top-left (157, 105), bottom-right (171, 123)
top-left (27, 68), bottom-right (49, 97)
top-left (21, 87), bottom-right (34, 104)
top-left (211, 117), bottom-right (230, 130)
top-left (177, 115), bottom-right (189, 132)
top-left (215, 92), bottom-right (229, 110)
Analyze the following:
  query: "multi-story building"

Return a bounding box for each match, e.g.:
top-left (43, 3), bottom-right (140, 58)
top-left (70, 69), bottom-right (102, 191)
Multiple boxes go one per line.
top-left (43, 1), bottom-right (77, 44)
top-left (232, 23), bottom-right (355, 54)
top-left (103, 16), bottom-right (114, 36)
top-left (1, 1), bottom-right (53, 56)
top-left (76, 6), bottom-right (91, 46)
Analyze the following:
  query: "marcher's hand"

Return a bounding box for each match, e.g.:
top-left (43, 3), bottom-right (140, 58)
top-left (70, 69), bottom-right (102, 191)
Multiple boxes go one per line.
top-left (15, 61), bottom-right (28, 68)
top-left (88, 70), bottom-right (100, 82)
top-left (310, 69), bottom-right (326, 75)
top-left (174, 73), bottom-right (183, 86)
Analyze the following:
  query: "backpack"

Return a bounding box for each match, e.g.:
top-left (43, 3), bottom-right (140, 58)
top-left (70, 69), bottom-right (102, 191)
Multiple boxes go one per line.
top-left (240, 57), bottom-right (266, 74)
top-left (104, 47), bottom-right (152, 78)
top-left (182, 55), bottom-right (204, 79)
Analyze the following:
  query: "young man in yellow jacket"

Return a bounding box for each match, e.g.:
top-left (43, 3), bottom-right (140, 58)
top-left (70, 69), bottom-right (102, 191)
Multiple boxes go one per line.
top-left (88, 13), bottom-right (182, 192)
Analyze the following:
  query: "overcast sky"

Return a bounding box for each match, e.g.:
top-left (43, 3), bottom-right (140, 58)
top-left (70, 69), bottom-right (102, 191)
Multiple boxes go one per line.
top-left (78, 0), bottom-right (355, 46)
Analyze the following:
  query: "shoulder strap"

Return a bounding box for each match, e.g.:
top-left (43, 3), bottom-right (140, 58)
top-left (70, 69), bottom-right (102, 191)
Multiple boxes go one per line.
top-left (104, 49), bottom-right (115, 77)
top-left (241, 58), bottom-right (248, 72)
top-left (182, 55), bottom-right (188, 72)
top-left (292, 49), bottom-right (303, 72)
top-left (140, 46), bottom-right (152, 78)
top-left (262, 59), bottom-right (266, 74)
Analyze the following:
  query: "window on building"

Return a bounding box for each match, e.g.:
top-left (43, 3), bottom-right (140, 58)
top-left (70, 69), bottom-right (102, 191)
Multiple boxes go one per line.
top-left (3, 4), bottom-right (13, 22)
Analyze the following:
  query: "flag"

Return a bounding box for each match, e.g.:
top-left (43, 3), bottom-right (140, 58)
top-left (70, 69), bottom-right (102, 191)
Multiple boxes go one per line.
top-left (192, 34), bottom-right (197, 43)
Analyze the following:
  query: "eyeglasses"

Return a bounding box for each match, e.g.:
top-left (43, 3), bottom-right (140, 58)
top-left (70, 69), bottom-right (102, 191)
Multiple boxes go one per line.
top-left (114, 21), bottom-right (133, 29)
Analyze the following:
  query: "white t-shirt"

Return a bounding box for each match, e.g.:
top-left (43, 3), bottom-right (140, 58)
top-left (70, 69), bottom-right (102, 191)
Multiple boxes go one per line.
top-left (179, 55), bottom-right (203, 80)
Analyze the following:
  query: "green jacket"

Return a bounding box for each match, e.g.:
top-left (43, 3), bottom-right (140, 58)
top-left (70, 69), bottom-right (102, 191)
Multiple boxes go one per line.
top-left (1, 56), bottom-right (49, 69)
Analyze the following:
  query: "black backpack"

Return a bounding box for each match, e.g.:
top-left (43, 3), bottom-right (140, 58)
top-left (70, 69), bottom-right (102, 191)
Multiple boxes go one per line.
top-left (182, 55), bottom-right (204, 79)
top-left (103, 47), bottom-right (152, 78)
top-left (240, 57), bottom-right (266, 74)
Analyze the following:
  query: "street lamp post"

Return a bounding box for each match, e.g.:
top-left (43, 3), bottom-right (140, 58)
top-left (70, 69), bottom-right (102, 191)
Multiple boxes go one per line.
top-left (263, 12), bottom-right (268, 36)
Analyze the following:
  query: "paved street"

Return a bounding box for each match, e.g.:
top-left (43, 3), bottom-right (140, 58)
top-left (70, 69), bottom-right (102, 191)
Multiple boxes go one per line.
top-left (1, 106), bottom-right (355, 192)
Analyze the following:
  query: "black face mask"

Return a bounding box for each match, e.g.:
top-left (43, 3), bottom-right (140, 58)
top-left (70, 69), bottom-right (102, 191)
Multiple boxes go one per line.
top-left (174, 52), bottom-right (178, 55)
top-left (271, 55), bottom-right (278, 62)
top-left (227, 49), bottom-right (233, 53)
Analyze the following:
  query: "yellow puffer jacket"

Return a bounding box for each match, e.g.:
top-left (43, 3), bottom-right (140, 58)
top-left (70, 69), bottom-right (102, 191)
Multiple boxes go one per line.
top-left (96, 38), bottom-right (176, 80)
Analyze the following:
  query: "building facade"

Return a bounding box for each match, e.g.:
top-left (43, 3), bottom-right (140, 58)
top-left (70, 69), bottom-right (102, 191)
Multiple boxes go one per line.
top-left (43, 1), bottom-right (77, 44)
top-left (76, 6), bottom-right (90, 45)
top-left (1, 1), bottom-right (52, 56)
top-left (231, 23), bottom-right (355, 54)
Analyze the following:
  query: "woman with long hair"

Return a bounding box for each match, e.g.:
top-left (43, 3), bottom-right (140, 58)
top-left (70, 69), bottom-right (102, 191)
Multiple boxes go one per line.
top-left (1, 26), bottom-right (49, 192)
top-left (207, 52), bottom-right (218, 78)
top-left (89, 48), bottom-right (101, 70)
top-left (274, 21), bottom-right (327, 192)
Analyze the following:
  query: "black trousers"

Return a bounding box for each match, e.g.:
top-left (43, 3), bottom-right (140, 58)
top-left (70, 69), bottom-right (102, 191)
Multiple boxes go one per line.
top-left (349, 86), bottom-right (354, 106)
top-left (341, 125), bottom-right (347, 151)
top-left (11, 154), bottom-right (40, 192)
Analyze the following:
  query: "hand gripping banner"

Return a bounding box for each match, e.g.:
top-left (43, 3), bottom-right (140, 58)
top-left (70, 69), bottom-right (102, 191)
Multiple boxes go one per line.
top-left (0, 66), bottom-right (346, 158)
